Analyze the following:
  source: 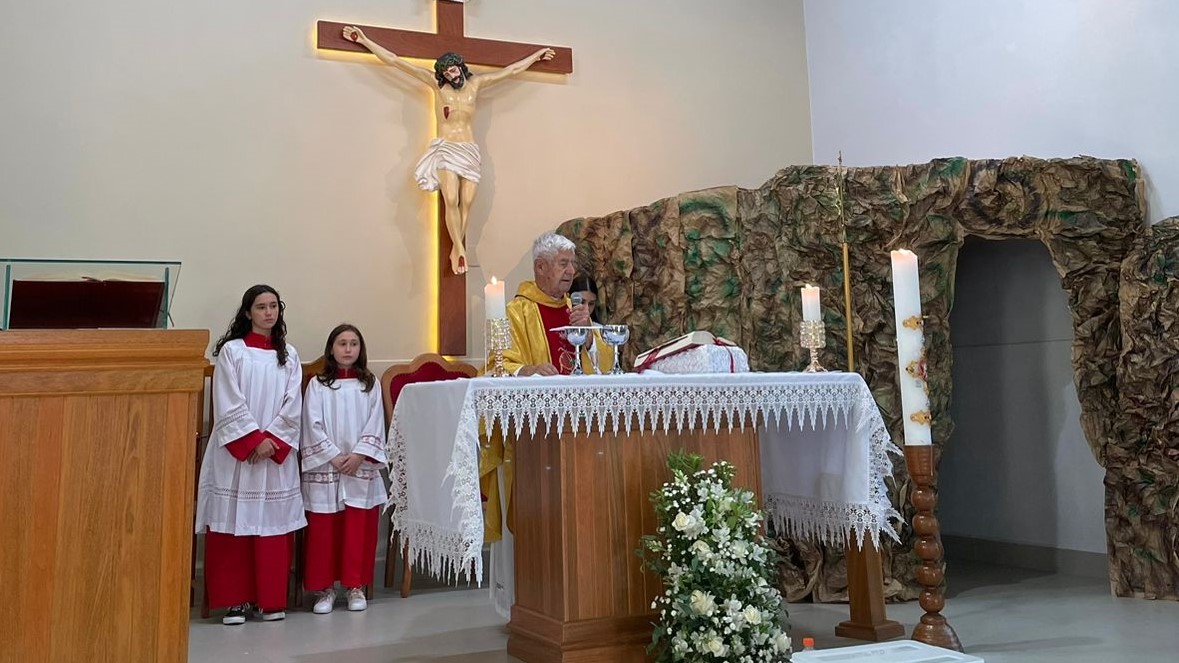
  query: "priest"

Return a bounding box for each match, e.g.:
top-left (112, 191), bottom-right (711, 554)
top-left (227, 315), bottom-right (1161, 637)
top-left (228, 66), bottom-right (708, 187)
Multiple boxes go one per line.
top-left (502, 232), bottom-right (612, 376)
top-left (481, 231), bottom-right (613, 528)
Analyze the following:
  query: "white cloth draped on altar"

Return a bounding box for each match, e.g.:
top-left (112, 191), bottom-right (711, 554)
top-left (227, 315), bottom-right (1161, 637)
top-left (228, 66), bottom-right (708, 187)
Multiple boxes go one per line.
top-left (386, 372), bottom-right (902, 618)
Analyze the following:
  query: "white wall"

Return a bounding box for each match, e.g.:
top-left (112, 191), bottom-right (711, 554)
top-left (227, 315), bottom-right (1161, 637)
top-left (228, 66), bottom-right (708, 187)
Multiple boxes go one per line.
top-left (805, 0), bottom-right (1178, 223)
top-left (802, 0), bottom-right (1155, 553)
top-left (0, 0), bottom-right (813, 364)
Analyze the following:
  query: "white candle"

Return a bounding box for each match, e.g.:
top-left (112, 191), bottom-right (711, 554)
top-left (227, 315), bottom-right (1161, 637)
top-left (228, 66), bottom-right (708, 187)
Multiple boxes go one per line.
top-left (890, 250), bottom-right (932, 445)
top-left (801, 284), bottom-right (821, 322)
top-left (484, 276), bottom-right (506, 320)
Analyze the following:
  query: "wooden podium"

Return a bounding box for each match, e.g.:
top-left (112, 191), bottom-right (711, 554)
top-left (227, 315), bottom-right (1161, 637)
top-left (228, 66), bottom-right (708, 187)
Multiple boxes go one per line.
top-left (507, 424), bottom-right (762, 663)
top-left (0, 330), bottom-right (208, 663)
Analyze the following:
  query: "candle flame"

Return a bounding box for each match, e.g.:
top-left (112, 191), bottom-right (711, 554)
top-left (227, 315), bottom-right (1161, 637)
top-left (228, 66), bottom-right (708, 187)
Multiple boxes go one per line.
top-left (490, 276), bottom-right (498, 285)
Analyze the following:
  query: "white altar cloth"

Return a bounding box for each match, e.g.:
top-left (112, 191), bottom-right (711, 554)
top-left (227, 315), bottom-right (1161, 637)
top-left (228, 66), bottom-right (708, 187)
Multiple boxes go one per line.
top-left (387, 371), bottom-right (901, 606)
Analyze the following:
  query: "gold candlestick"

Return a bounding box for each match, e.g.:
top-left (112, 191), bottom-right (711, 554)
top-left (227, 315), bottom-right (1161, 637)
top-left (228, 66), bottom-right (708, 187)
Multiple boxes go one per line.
top-left (800, 320), bottom-right (827, 373)
top-left (485, 317), bottom-right (511, 377)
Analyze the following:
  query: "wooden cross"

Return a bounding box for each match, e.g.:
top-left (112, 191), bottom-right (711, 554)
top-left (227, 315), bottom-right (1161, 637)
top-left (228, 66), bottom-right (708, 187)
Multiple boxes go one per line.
top-left (318, 1), bottom-right (573, 357)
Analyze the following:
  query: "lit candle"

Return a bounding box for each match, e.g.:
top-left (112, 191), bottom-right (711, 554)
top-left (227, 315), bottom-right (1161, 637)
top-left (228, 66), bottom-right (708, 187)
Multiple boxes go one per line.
top-left (890, 250), bottom-right (932, 445)
top-left (801, 284), bottom-right (821, 322)
top-left (484, 276), bottom-right (506, 320)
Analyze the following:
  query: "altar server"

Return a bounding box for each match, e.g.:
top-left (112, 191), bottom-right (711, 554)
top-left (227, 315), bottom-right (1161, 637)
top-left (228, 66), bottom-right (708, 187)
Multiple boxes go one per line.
top-left (300, 324), bottom-right (388, 614)
top-left (196, 284), bottom-right (305, 625)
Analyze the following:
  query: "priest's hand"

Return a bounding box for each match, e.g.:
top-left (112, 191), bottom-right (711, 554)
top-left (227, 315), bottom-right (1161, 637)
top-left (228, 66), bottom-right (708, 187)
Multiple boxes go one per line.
top-left (339, 453), bottom-right (364, 476)
top-left (249, 438), bottom-right (278, 464)
top-left (569, 303), bottom-right (591, 326)
top-left (519, 363), bottom-right (559, 377)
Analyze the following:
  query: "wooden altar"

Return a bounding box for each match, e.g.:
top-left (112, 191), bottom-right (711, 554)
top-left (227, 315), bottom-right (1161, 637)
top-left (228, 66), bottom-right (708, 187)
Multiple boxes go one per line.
top-left (0, 329), bottom-right (208, 662)
top-left (507, 424), bottom-right (762, 663)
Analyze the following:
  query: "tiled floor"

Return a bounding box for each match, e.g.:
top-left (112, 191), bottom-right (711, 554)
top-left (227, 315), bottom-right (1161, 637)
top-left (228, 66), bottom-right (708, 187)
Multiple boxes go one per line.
top-left (189, 561), bottom-right (1179, 662)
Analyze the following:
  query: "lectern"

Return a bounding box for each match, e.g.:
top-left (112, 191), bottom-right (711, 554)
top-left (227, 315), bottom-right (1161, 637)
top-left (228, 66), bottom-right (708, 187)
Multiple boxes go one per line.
top-left (0, 329), bottom-right (208, 662)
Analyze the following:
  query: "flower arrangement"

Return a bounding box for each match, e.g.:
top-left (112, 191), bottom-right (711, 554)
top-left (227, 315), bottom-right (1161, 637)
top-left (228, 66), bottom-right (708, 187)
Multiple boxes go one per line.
top-left (640, 451), bottom-right (792, 662)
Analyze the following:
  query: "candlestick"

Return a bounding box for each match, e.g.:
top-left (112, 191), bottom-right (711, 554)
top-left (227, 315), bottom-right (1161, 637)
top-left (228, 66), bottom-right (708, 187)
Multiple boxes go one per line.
top-left (890, 250), bottom-right (931, 446)
top-left (799, 320), bottom-right (826, 373)
top-left (905, 445), bottom-right (963, 652)
top-left (484, 277), bottom-right (506, 320)
top-left (485, 317), bottom-right (511, 378)
top-left (801, 284), bottom-right (821, 322)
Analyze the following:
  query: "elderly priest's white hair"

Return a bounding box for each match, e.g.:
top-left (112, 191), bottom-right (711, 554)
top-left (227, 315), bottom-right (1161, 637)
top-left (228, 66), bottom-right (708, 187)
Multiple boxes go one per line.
top-left (532, 232), bottom-right (576, 262)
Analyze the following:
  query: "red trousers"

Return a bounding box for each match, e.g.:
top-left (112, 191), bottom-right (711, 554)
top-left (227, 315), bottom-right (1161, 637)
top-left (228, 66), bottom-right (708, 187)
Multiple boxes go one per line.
top-left (204, 529), bottom-right (293, 612)
top-left (304, 506), bottom-right (380, 591)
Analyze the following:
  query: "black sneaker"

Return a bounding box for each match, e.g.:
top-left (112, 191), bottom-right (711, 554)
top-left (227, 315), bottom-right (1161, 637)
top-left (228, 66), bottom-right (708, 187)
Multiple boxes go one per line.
top-left (222, 604), bottom-right (250, 625)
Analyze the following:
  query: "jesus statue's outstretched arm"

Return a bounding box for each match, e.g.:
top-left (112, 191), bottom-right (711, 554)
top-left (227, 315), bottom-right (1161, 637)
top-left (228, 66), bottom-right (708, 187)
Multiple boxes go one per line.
top-left (477, 48), bottom-right (557, 89)
top-left (343, 26), bottom-right (435, 87)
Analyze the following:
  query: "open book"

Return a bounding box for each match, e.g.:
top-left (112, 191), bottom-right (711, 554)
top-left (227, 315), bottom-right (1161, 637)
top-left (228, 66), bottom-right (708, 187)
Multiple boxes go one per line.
top-left (633, 331), bottom-right (738, 372)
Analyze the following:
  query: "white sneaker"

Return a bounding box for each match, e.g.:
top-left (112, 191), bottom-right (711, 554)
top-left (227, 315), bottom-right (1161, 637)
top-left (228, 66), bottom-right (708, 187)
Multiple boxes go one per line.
top-left (258, 609), bottom-right (286, 622)
top-left (346, 587), bottom-right (367, 612)
top-left (313, 589), bottom-right (336, 615)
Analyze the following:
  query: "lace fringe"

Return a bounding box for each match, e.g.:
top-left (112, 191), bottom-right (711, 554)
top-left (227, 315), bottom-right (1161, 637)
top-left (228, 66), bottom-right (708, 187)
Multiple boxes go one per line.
top-left (387, 376), bottom-right (900, 587)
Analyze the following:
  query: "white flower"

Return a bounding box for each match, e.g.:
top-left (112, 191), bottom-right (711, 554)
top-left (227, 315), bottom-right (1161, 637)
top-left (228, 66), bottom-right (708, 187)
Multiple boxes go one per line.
top-left (717, 495), bottom-right (735, 513)
top-left (773, 632), bottom-right (792, 652)
top-left (724, 598), bottom-right (743, 614)
top-left (700, 635), bottom-right (726, 657)
top-left (672, 636), bottom-right (690, 655)
top-left (690, 539), bottom-right (712, 559)
top-left (712, 526), bottom-right (731, 546)
top-left (689, 589), bottom-right (716, 616)
top-left (671, 508), bottom-right (707, 538)
top-left (730, 540), bottom-right (749, 559)
top-left (743, 605), bottom-right (762, 625)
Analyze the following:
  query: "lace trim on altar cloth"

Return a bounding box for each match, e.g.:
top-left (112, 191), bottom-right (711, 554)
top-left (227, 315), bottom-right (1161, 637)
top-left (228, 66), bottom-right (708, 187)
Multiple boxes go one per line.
top-left (387, 375), bottom-right (901, 584)
top-left (387, 388), bottom-right (484, 586)
top-left (391, 517), bottom-right (483, 585)
top-left (765, 390), bottom-right (902, 547)
top-left (474, 380), bottom-right (866, 439)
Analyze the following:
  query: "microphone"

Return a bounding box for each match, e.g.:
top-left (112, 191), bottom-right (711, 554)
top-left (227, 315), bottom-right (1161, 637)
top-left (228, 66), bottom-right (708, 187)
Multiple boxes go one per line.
top-left (570, 292), bottom-right (584, 308)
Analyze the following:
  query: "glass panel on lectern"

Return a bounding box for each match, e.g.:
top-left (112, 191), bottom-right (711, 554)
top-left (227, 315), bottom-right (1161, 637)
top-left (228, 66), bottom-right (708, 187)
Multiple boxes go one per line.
top-left (1, 259), bottom-right (182, 330)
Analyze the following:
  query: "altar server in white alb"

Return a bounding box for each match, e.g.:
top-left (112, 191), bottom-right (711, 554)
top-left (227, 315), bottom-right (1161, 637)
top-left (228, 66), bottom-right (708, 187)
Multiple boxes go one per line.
top-left (300, 324), bottom-right (389, 614)
top-left (195, 284), bottom-right (306, 625)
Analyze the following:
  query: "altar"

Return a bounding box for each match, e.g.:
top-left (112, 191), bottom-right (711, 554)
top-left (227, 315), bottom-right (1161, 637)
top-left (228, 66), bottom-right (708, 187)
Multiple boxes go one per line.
top-left (388, 371), bottom-right (902, 662)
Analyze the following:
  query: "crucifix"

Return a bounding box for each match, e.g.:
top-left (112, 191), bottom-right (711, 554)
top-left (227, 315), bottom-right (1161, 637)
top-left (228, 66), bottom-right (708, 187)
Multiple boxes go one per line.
top-left (317, 1), bottom-right (572, 357)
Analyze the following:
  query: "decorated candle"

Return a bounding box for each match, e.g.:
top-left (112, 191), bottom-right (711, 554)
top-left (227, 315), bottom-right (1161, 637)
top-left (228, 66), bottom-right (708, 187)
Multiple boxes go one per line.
top-left (484, 276), bottom-right (506, 320)
top-left (801, 284), bottom-right (821, 322)
top-left (890, 250), bottom-right (932, 445)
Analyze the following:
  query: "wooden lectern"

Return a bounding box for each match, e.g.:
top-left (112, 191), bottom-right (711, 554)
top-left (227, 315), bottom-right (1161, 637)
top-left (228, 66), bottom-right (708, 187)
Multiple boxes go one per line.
top-left (0, 330), bottom-right (208, 662)
top-left (508, 424), bottom-right (762, 663)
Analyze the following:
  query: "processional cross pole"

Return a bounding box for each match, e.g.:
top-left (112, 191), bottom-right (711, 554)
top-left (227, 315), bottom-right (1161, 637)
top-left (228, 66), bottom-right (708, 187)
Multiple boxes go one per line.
top-left (317, 0), bottom-right (573, 356)
top-left (832, 151), bottom-right (907, 643)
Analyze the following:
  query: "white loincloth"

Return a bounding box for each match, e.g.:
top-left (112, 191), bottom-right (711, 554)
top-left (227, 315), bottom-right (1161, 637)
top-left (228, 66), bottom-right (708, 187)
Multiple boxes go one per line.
top-left (414, 138), bottom-right (482, 191)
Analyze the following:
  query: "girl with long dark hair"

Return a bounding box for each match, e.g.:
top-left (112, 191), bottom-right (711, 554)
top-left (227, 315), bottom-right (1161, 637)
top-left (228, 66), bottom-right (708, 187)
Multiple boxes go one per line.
top-left (196, 284), bottom-right (305, 625)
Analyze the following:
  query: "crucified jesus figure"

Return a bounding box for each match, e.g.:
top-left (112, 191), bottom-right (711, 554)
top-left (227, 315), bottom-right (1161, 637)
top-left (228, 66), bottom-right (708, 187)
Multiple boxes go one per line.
top-left (344, 26), bottom-right (555, 274)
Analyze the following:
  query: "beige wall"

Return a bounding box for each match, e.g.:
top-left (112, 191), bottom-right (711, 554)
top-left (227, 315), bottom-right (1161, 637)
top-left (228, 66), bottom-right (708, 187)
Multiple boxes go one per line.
top-left (1, 0), bottom-right (812, 365)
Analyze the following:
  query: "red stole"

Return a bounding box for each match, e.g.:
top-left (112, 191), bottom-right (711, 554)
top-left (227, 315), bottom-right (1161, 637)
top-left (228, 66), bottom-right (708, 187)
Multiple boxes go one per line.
top-left (535, 301), bottom-right (574, 374)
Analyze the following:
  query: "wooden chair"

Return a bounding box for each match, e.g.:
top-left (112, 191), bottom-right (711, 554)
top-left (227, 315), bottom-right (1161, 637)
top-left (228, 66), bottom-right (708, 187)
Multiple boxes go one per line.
top-left (381, 353), bottom-right (479, 597)
top-left (194, 355), bottom-right (324, 618)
